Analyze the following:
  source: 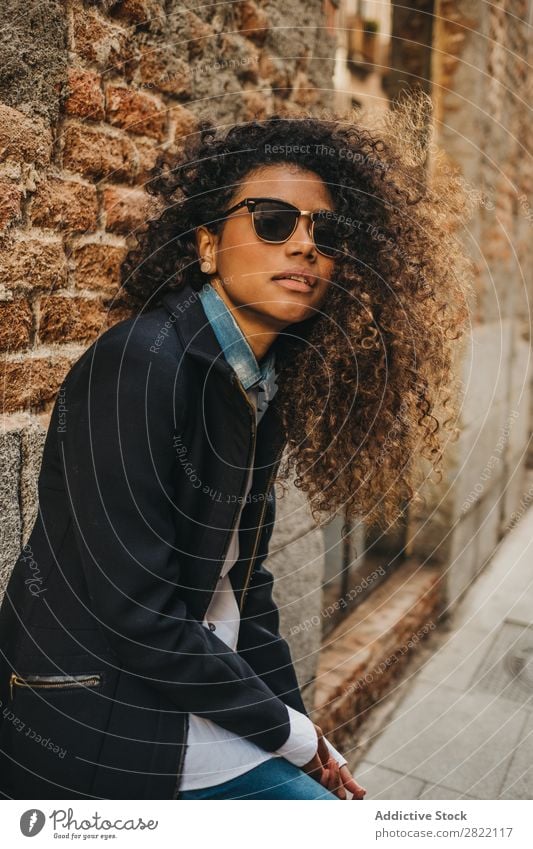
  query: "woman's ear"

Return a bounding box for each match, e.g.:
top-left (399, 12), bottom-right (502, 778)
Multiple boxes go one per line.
top-left (195, 225), bottom-right (218, 275)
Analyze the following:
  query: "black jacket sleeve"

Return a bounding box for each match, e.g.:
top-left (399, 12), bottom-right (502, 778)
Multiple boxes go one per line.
top-left (237, 491), bottom-right (309, 717)
top-left (59, 320), bottom-right (292, 753)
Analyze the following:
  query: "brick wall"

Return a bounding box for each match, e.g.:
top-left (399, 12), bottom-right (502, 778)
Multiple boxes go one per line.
top-left (405, 0), bottom-right (533, 605)
top-left (0, 0), bottom-right (336, 606)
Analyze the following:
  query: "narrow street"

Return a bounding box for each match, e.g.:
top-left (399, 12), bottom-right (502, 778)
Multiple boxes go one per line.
top-left (349, 497), bottom-right (533, 800)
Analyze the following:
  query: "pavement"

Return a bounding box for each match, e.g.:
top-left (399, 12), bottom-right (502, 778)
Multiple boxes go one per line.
top-left (347, 499), bottom-right (533, 800)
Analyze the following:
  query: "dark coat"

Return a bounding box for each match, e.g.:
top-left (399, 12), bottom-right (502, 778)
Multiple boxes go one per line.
top-left (0, 280), bottom-right (308, 800)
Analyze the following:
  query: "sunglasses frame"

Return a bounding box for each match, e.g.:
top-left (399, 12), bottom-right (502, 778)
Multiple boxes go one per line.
top-left (218, 196), bottom-right (343, 259)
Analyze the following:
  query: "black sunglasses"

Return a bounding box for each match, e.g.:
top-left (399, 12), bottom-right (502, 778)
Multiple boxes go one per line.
top-left (217, 197), bottom-right (346, 259)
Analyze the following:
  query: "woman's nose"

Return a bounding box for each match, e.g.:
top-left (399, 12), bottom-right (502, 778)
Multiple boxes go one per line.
top-left (286, 215), bottom-right (316, 256)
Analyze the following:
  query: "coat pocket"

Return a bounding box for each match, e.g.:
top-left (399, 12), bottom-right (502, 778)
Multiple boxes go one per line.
top-left (9, 672), bottom-right (102, 700)
top-left (2, 667), bottom-right (112, 799)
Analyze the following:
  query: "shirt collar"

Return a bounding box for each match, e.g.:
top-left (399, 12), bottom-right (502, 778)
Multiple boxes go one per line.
top-left (198, 283), bottom-right (277, 393)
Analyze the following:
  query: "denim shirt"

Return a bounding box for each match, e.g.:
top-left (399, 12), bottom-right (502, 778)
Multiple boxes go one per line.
top-left (198, 283), bottom-right (278, 420)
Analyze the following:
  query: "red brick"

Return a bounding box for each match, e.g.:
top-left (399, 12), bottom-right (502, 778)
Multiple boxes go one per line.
top-left (70, 242), bottom-right (127, 292)
top-left (106, 86), bottom-right (166, 140)
top-left (62, 123), bottom-right (137, 181)
top-left (64, 68), bottom-right (105, 121)
top-left (258, 52), bottom-right (292, 90)
top-left (73, 8), bottom-right (131, 72)
top-left (0, 240), bottom-right (67, 293)
top-left (1, 355), bottom-right (78, 413)
top-left (168, 104), bottom-right (199, 152)
top-left (0, 181), bottom-right (23, 230)
top-left (234, 1), bottom-right (269, 45)
top-left (103, 185), bottom-right (159, 234)
top-left (103, 300), bottom-right (135, 326)
top-left (39, 294), bottom-right (109, 344)
top-left (30, 178), bottom-right (98, 233)
top-left (112, 0), bottom-right (165, 26)
top-left (133, 139), bottom-right (160, 186)
top-left (183, 11), bottom-right (214, 58)
top-left (218, 35), bottom-right (260, 83)
top-left (270, 98), bottom-right (307, 118)
top-left (0, 104), bottom-right (52, 167)
top-left (292, 71), bottom-right (321, 106)
top-left (241, 89), bottom-right (270, 121)
top-left (0, 299), bottom-right (33, 352)
top-left (138, 47), bottom-right (192, 97)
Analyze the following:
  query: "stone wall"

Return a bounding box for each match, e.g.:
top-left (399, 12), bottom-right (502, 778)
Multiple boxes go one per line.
top-left (0, 0), bottom-right (336, 689)
top-left (405, 0), bottom-right (533, 607)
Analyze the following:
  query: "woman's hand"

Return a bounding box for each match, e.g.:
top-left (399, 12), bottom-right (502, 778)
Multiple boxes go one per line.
top-left (301, 723), bottom-right (331, 781)
top-left (338, 764), bottom-right (367, 799)
top-left (301, 723), bottom-right (331, 783)
top-left (302, 724), bottom-right (367, 800)
top-left (323, 759), bottom-right (367, 800)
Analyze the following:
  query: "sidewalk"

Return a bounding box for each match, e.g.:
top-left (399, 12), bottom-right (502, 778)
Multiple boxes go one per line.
top-left (347, 501), bottom-right (533, 800)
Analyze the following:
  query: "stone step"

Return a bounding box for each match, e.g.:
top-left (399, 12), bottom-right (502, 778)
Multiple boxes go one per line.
top-left (313, 558), bottom-right (443, 751)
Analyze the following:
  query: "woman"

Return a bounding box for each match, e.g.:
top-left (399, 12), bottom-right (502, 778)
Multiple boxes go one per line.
top-left (0, 112), bottom-right (469, 799)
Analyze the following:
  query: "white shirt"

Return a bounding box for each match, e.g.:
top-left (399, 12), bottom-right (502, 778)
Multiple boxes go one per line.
top-left (180, 385), bottom-right (346, 791)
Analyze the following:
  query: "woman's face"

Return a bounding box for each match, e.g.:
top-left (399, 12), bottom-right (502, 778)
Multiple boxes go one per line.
top-left (195, 164), bottom-right (336, 333)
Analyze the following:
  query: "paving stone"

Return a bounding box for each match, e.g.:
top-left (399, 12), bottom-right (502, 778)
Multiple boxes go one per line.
top-left (363, 677), bottom-right (525, 798)
top-left (418, 782), bottom-right (477, 799)
top-left (417, 624), bottom-right (498, 692)
top-left (347, 759), bottom-right (425, 800)
top-left (499, 711), bottom-right (533, 799)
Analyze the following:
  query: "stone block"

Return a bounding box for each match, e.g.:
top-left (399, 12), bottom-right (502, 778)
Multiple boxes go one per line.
top-left (20, 421), bottom-right (46, 542)
top-left (347, 760), bottom-right (425, 800)
top-left (70, 241), bottom-right (127, 293)
top-left (102, 185), bottom-right (159, 235)
top-left (0, 104), bottom-right (52, 166)
top-left (64, 68), bottom-right (105, 121)
top-left (0, 239), bottom-right (67, 293)
top-left (0, 423), bottom-right (22, 599)
top-left (72, 7), bottom-right (131, 72)
top-left (364, 677), bottom-right (526, 798)
top-left (30, 177), bottom-right (98, 233)
top-left (458, 320), bottom-right (512, 430)
top-left (269, 516), bottom-right (325, 689)
top-left (500, 458), bottom-right (528, 533)
top-left (0, 351), bottom-right (81, 414)
top-left (0, 298), bottom-right (33, 353)
top-left (443, 506), bottom-right (479, 608)
top-left (39, 294), bottom-right (109, 345)
top-left (499, 709), bottom-right (533, 799)
top-left (106, 86), bottom-right (166, 141)
top-left (0, 180), bottom-right (23, 231)
top-left (62, 123), bottom-right (137, 181)
top-left (505, 335), bottom-right (531, 460)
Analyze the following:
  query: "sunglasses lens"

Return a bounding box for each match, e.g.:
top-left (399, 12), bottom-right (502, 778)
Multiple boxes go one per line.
top-left (313, 213), bottom-right (343, 258)
top-left (253, 201), bottom-right (299, 242)
top-left (250, 200), bottom-right (344, 258)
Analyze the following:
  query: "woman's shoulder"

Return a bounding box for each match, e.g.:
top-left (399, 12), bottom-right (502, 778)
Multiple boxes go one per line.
top-left (97, 304), bottom-right (183, 357)
top-left (63, 304), bottom-right (188, 395)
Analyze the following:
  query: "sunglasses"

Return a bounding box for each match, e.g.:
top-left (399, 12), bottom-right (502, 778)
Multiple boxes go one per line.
top-left (217, 197), bottom-right (346, 259)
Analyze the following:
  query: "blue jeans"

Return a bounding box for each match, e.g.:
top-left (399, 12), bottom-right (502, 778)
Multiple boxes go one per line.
top-left (179, 758), bottom-right (340, 800)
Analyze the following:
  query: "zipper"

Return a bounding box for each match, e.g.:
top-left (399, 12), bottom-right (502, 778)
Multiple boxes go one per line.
top-left (232, 375), bottom-right (281, 613)
top-left (239, 461), bottom-right (278, 612)
top-left (10, 673), bottom-right (101, 701)
top-left (196, 375), bottom-right (257, 615)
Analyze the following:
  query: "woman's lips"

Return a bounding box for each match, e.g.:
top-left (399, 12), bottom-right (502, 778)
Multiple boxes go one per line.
top-left (271, 277), bottom-right (314, 293)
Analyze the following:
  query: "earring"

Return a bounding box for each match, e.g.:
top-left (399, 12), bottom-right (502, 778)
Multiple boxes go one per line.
top-left (200, 258), bottom-right (212, 274)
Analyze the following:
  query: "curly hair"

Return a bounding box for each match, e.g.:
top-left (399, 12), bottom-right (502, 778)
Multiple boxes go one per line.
top-left (122, 98), bottom-right (473, 531)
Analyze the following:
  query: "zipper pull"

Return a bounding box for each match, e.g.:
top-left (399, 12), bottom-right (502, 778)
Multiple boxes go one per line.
top-left (9, 673), bottom-right (15, 701)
